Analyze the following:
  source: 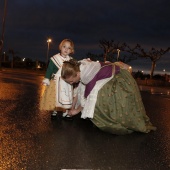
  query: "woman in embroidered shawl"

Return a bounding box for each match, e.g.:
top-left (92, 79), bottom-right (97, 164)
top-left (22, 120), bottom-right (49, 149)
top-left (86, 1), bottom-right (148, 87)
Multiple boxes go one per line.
top-left (40, 39), bottom-right (74, 118)
top-left (61, 59), bottom-right (156, 135)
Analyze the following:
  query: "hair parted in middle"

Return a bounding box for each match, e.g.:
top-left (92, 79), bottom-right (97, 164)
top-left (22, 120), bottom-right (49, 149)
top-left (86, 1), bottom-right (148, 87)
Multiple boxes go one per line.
top-left (61, 59), bottom-right (81, 79)
top-left (59, 39), bottom-right (75, 54)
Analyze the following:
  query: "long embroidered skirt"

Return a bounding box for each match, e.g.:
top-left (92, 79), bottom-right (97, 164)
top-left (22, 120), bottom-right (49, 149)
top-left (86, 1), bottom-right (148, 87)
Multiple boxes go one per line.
top-left (91, 69), bottom-right (156, 135)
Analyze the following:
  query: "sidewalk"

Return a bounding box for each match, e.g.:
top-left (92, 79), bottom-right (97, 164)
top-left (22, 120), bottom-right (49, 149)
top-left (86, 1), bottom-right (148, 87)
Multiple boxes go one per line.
top-left (0, 67), bottom-right (45, 75)
top-left (139, 85), bottom-right (170, 95)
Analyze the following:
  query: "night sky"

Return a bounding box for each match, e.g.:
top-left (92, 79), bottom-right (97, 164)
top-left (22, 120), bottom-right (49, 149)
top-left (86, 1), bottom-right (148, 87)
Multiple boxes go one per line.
top-left (0, 0), bottom-right (170, 74)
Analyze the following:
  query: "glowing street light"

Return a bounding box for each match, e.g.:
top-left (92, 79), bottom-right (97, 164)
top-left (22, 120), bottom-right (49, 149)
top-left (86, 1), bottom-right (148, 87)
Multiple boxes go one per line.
top-left (46, 38), bottom-right (52, 68)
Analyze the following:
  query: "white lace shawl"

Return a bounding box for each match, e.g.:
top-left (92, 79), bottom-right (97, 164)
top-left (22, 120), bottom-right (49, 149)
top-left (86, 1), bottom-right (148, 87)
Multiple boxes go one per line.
top-left (80, 60), bottom-right (101, 84)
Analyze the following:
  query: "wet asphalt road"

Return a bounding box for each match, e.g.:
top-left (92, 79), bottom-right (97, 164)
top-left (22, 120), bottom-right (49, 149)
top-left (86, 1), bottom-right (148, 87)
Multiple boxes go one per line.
top-left (0, 69), bottom-right (170, 170)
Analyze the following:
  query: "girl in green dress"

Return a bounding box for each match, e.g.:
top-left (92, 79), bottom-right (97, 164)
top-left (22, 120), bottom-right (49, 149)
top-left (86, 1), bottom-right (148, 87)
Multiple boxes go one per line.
top-left (40, 39), bottom-right (74, 119)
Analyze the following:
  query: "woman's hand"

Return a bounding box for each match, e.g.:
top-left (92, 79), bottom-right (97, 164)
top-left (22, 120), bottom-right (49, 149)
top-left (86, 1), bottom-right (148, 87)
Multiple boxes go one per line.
top-left (68, 109), bottom-right (79, 116)
top-left (68, 105), bottom-right (83, 116)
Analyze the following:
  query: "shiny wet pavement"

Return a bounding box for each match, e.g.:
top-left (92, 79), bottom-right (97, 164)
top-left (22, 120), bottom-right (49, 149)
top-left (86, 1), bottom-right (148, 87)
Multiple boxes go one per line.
top-left (0, 69), bottom-right (170, 170)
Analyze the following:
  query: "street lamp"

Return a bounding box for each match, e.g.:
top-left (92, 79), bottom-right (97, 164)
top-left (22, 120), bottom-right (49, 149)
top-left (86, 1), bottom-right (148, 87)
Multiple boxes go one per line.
top-left (117, 49), bottom-right (120, 61)
top-left (0, 0), bottom-right (8, 70)
top-left (3, 52), bottom-right (5, 61)
top-left (46, 38), bottom-right (52, 68)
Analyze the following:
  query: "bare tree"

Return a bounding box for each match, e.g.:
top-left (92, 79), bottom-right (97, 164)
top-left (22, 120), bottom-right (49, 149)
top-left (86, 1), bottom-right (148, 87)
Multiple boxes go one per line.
top-left (99, 39), bottom-right (114, 62)
top-left (88, 39), bottom-right (169, 78)
top-left (99, 40), bottom-right (170, 78)
top-left (99, 39), bottom-right (138, 63)
top-left (127, 44), bottom-right (170, 79)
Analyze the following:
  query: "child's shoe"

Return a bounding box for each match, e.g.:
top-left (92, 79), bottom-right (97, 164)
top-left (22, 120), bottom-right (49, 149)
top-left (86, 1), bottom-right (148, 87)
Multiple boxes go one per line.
top-left (62, 110), bottom-right (73, 120)
top-left (51, 110), bottom-right (57, 117)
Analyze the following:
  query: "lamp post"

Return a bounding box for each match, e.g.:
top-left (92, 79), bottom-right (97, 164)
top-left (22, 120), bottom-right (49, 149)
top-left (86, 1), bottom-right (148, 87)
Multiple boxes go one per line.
top-left (3, 52), bottom-right (5, 61)
top-left (117, 49), bottom-right (120, 61)
top-left (0, 0), bottom-right (8, 70)
top-left (46, 38), bottom-right (52, 68)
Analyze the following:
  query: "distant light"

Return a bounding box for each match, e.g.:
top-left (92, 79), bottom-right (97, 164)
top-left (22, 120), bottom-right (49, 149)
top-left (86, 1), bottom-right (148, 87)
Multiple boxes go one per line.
top-left (37, 64), bottom-right (41, 68)
top-left (47, 39), bottom-right (52, 43)
top-left (23, 58), bottom-right (25, 61)
top-left (128, 66), bottom-right (132, 73)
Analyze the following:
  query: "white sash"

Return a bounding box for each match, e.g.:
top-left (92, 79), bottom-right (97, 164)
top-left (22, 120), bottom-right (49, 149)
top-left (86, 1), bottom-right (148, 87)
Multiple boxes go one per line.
top-left (51, 53), bottom-right (70, 69)
top-left (81, 76), bottom-right (113, 119)
top-left (51, 53), bottom-right (73, 108)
